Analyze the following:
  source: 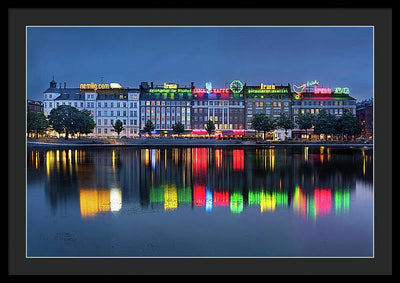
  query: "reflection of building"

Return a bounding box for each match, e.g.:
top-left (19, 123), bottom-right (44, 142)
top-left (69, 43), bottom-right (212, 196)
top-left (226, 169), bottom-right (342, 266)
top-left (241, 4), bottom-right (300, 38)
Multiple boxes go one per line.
top-left (356, 99), bottom-right (373, 139)
top-left (31, 147), bottom-right (371, 219)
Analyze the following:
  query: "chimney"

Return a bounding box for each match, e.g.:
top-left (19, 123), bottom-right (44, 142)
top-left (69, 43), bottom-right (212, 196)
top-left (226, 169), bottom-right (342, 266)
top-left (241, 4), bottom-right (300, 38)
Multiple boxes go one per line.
top-left (151, 82), bottom-right (154, 88)
top-left (191, 82), bottom-right (194, 89)
top-left (59, 83), bottom-right (62, 89)
top-left (64, 82), bottom-right (66, 88)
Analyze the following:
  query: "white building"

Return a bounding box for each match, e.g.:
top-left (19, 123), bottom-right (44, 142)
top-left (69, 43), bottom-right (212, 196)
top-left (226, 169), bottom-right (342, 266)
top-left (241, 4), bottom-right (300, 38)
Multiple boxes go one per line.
top-left (43, 79), bottom-right (140, 137)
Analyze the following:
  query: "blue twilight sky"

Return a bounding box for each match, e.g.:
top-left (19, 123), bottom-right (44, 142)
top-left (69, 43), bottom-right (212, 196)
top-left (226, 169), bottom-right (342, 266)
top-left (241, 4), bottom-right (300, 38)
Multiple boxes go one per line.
top-left (27, 26), bottom-right (373, 101)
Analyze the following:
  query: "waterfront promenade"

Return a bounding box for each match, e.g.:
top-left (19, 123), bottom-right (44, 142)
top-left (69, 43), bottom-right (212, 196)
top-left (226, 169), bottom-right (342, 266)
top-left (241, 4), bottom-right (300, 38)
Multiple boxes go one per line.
top-left (27, 138), bottom-right (373, 148)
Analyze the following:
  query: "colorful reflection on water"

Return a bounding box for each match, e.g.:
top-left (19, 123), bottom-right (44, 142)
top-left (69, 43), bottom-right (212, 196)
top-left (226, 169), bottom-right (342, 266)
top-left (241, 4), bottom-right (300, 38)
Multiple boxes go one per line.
top-left (29, 147), bottom-right (372, 219)
top-left (27, 146), bottom-right (373, 257)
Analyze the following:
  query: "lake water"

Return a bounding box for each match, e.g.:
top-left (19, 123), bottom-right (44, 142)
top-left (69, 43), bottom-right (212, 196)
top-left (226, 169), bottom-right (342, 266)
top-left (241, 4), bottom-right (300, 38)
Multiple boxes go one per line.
top-left (27, 146), bottom-right (373, 257)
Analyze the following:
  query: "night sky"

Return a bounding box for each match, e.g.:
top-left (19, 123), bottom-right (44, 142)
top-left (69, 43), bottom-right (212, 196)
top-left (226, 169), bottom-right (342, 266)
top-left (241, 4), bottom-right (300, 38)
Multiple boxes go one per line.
top-left (27, 26), bottom-right (373, 101)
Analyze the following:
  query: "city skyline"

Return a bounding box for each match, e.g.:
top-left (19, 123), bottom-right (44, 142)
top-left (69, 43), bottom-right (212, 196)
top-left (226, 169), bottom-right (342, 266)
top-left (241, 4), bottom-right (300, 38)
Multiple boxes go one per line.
top-left (27, 26), bottom-right (373, 101)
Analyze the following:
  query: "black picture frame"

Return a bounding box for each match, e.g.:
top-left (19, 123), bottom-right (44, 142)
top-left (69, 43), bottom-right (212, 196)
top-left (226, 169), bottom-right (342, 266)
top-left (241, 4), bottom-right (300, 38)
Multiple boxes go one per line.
top-left (8, 7), bottom-right (393, 275)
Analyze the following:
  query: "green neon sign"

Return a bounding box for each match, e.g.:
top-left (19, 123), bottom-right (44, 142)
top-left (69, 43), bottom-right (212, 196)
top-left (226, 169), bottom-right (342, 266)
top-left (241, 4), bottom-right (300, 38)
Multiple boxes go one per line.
top-left (306, 80), bottom-right (319, 87)
top-left (334, 87), bottom-right (350, 94)
top-left (148, 89), bottom-right (191, 94)
top-left (230, 80), bottom-right (244, 93)
top-left (247, 89), bottom-right (288, 94)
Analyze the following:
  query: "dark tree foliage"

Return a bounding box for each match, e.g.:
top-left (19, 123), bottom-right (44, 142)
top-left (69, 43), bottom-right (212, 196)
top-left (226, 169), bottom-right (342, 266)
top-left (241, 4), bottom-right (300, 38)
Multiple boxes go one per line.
top-left (143, 119), bottom-right (155, 135)
top-left (112, 119), bottom-right (124, 137)
top-left (27, 112), bottom-right (49, 138)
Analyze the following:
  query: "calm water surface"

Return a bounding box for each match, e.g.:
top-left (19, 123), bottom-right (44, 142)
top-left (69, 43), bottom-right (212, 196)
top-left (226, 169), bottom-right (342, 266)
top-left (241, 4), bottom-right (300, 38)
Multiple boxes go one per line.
top-left (27, 146), bottom-right (373, 257)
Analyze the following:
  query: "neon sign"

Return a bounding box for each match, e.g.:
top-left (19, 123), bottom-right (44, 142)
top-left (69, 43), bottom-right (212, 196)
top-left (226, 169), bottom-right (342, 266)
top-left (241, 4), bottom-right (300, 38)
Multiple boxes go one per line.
top-left (192, 88), bottom-right (230, 94)
top-left (260, 83), bottom-right (275, 90)
top-left (247, 89), bottom-right (288, 94)
top-left (314, 86), bottom-right (332, 94)
top-left (148, 88), bottom-right (191, 93)
top-left (110, 83), bottom-right (122, 89)
top-left (230, 80), bottom-right (243, 93)
top-left (334, 87), bottom-right (350, 94)
top-left (205, 82), bottom-right (212, 94)
top-left (292, 83), bottom-right (306, 99)
top-left (163, 83), bottom-right (178, 89)
top-left (80, 82), bottom-right (110, 91)
top-left (246, 83), bottom-right (288, 94)
top-left (306, 80), bottom-right (319, 87)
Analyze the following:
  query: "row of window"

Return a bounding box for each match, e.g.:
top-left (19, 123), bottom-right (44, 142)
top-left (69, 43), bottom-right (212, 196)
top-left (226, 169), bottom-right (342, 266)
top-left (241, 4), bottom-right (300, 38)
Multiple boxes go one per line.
top-left (97, 127), bottom-right (139, 135)
top-left (293, 100), bottom-right (356, 106)
top-left (141, 100), bottom-right (190, 106)
top-left (247, 108), bottom-right (290, 115)
top-left (97, 119), bottom-right (138, 126)
top-left (193, 100), bottom-right (244, 106)
top-left (247, 101), bottom-right (290, 107)
top-left (293, 108), bottom-right (356, 115)
top-left (193, 115), bottom-right (240, 122)
top-left (97, 101), bottom-right (138, 108)
top-left (192, 123), bottom-right (244, 130)
top-left (141, 116), bottom-right (191, 124)
top-left (97, 110), bottom-right (138, 117)
top-left (192, 108), bottom-right (244, 114)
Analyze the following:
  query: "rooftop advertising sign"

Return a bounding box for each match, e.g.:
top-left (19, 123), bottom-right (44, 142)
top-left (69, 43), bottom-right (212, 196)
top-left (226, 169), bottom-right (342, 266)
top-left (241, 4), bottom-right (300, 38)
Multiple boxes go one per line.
top-left (80, 83), bottom-right (110, 91)
top-left (80, 82), bottom-right (122, 91)
top-left (163, 83), bottom-right (178, 89)
top-left (192, 88), bottom-right (230, 94)
top-left (292, 80), bottom-right (350, 99)
top-left (334, 87), bottom-right (350, 94)
top-left (246, 83), bottom-right (289, 94)
top-left (148, 88), bottom-right (191, 93)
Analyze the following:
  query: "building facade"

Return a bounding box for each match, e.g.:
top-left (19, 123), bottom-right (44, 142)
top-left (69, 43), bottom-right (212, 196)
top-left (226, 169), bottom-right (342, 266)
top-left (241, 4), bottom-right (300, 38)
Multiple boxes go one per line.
top-left (27, 99), bottom-right (44, 115)
top-left (243, 83), bottom-right (292, 129)
top-left (191, 82), bottom-right (245, 131)
top-left (139, 82), bottom-right (192, 133)
top-left (41, 79), bottom-right (359, 138)
top-left (43, 80), bottom-right (140, 137)
top-left (356, 99), bottom-right (373, 140)
top-left (291, 83), bottom-right (357, 126)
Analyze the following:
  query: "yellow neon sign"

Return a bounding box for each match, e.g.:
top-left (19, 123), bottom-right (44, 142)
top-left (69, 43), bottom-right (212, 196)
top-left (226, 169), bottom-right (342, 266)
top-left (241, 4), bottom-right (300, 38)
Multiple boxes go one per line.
top-left (260, 83), bottom-right (276, 90)
top-left (80, 82), bottom-right (110, 91)
top-left (163, 83), bottom-right (178, 89)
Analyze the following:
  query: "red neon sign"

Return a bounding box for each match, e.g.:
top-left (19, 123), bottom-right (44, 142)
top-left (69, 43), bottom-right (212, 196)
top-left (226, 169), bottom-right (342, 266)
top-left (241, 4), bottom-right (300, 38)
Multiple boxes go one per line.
top-left (314, 86), bottom-right (332, 94)
top-left (192, 88), bottom-right (230, 94)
